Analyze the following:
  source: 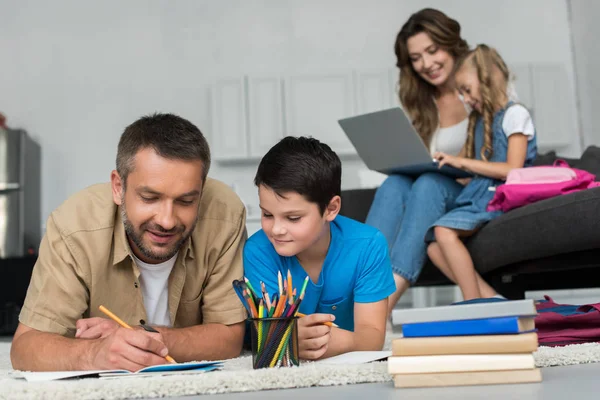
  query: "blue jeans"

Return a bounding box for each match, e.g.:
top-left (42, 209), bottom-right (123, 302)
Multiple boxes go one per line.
top-left (365, 173), bottom-right (463, 284)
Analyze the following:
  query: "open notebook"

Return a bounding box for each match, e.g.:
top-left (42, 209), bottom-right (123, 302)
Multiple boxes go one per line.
top-left (19, 361), bottom-right (223, 382)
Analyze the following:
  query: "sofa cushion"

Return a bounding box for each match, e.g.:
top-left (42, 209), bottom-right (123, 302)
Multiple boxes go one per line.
top-left (466, 187), bottom-right (600, 274)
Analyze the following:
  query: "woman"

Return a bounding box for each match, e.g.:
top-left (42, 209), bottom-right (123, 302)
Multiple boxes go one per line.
top-left (366, 8), bottom-right (470, 315)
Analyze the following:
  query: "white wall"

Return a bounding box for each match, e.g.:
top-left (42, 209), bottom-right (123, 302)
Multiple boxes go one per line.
top-left (0, 0), bottom-right (582, 232)
top-left (568, 0), bottom-right (600, 148)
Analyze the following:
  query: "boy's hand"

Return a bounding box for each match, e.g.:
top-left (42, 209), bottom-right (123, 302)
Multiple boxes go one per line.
top-left (297, 313), bottom-right (335, 360)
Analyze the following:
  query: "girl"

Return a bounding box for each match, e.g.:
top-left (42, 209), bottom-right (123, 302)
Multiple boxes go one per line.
top-left (427, 44), bottom-right (537, 300)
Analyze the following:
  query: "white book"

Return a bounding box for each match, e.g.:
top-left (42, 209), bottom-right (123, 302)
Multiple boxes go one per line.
top-left (387, 354), bottom-right (535, 374)
top-left (316, 351), bottom-right (391, 365)
top-left (391, 299), bottom-right (536, 325)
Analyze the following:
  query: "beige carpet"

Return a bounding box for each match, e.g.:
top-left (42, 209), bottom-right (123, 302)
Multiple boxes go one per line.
top-left (1, 335), bottom-right (600, 400)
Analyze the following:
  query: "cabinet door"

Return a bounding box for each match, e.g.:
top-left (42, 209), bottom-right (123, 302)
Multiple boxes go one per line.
top-left (248, 76), bottom-right (284, 158)
top-left (510, 64), bottom-right (534, 115)
top-left (355, 69), bottom-right (396, 114)
top-left (284, 73), bottom-right (356, 154)
top-left (530, 64), bottom-right (575, 151)
top-left (211, 78), bottom-right (249, 160)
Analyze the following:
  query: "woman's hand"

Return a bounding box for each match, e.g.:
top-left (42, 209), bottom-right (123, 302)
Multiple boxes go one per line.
top-left (456, 177), bottom-right (472, 186)
top-left (434, 152), bottom-right (465, 170)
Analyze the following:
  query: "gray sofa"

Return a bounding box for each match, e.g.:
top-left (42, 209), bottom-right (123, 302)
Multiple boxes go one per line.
top-left (339, 146), bottom-right (600, 299)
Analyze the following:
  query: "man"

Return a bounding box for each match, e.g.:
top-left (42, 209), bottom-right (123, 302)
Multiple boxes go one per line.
top-left (11, 113), bottom-right (247, 372)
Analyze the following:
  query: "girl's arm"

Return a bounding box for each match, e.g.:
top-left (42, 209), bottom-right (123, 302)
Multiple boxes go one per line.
top-left (435, 133), bottom-right (529, 180)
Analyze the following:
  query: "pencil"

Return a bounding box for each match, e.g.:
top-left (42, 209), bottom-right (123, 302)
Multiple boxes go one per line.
top-left (99, 305), bottom-right (176, 364)
top-left (244, 277), bottom-right (260, 300)
top-left (287, 270), bottom-right (293, 302)
top-left (296, 312), bottom-right (338, 328)
top-left (277, 271), bottom-right (283, 296)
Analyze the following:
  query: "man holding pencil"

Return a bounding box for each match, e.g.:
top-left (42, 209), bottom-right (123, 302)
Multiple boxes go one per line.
top-left (11, 113), bottom-right (247, 372)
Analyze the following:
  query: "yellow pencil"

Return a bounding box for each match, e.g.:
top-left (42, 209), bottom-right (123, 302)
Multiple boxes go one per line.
top-left (99, 305), bottom-right (176, 364)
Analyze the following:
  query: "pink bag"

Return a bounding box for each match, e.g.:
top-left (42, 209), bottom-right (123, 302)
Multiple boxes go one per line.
top-left (487, 160), bottom-right (600, 212)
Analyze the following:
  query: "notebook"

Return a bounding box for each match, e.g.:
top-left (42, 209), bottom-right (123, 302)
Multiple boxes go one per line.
top-left (401, 315), bottom-right (536, 337)
top-left (338, 107), bottom-right (472, 179)
top-left (19, 361), bottom-right (222, 382)
top-left (391, 298), bottom-right (537, 326)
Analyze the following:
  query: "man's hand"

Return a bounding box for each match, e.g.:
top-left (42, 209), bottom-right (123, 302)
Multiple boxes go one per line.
top-left (86, 327), bottom-right (169, 372)
top-left (297, 314), bottom-right (335, 360)
top-left (76, 318), bottom-right (120, 339)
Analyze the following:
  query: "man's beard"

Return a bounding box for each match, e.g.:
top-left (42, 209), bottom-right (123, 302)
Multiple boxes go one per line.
top-left (120, 197), bottom-right (197, 263)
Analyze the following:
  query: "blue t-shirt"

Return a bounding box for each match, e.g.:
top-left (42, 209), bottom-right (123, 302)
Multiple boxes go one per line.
top-left (243, 215), bottom-right (395, 331)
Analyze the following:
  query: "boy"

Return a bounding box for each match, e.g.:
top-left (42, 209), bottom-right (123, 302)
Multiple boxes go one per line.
top-left (244, 136), bottom-right (395, 360)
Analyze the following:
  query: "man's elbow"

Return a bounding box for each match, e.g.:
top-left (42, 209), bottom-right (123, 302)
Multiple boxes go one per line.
top-left (10, 335), bottom-right (29, 371)
top-left (222, 322), bottom-right (245, 359)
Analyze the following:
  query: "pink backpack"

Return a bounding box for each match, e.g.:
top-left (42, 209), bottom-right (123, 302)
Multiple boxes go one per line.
top-left (487, 160), bottom-right (600, 212)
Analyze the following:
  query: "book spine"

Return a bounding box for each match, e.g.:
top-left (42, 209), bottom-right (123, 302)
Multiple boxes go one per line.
top-left (391, 299), bottom-right (536, 325)
top-left (393, 368), bottom-right (542, 388)
top-left (402, 316), bottom-right (522, 337)
top-left (387, 354), bottom-right (536, 374)
top-left (392, 333), bottom-right (539, 356)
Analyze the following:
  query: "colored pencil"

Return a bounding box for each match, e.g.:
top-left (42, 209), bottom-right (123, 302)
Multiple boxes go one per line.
top-left (296, 312), bottom-right (338, 328)
top-left (99, 305), bottom-right (176, 364)
top-left (244, 277), bottom-right (260, 300)
top-left (277, 271), bottom-right (283, 296)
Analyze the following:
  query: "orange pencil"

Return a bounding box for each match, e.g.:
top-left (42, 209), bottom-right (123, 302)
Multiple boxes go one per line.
top-left (296, 312), bottom-right (338, 328)
top-left (287, 270), bottom-right (293, 301)
top-left (99, 305), bottom-right (176, 364)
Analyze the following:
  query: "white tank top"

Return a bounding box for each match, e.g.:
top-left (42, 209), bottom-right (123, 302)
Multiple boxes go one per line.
top-left (429, 118), bottom-right (469, 156)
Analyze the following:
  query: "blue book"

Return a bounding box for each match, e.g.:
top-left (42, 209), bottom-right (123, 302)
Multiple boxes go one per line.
top-left (402, 315), bottom-right (536, 338)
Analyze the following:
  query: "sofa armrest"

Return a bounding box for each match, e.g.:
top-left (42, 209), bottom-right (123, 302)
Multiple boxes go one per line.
top-left (340, 188), bottom-right (377, 223)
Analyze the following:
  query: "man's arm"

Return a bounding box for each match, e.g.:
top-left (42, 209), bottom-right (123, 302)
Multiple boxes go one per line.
top-left (155, 322), bottom-right (244, 362)
top-left (11, 323), bottom-right (169, 372)
top-left (155, 200), bottom-right (248, 361)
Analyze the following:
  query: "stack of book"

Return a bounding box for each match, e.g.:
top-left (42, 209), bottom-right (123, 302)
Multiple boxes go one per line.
top-left (388, 298), bottom-right (542, 388)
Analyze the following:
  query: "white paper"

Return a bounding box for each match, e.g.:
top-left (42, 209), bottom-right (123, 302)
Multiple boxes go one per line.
top-left (316, 351), bottom-right (391, 365)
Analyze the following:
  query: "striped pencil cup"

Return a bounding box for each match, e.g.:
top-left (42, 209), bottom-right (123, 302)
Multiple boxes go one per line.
top-left (249, 317), bottom-right (299, 369)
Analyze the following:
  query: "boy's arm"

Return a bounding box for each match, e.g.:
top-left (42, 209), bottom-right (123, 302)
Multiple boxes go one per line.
top-left (320, 231), bottom-right (394, 358)
top-left (321, 298), bottom-right (388, 358)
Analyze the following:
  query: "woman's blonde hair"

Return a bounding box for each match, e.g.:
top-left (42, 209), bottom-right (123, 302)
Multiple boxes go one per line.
top-left (455, 44), bottom-right (510, 161)
top-left (394, 8), bottom-right (469, 146)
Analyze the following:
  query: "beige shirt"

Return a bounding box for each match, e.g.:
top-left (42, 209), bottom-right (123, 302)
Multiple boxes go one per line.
top-left (20, 178), bottom-right (248, 336)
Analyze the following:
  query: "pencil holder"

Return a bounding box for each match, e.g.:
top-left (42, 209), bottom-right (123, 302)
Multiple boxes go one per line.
top-left (249, 317), bottom-right (299, 369)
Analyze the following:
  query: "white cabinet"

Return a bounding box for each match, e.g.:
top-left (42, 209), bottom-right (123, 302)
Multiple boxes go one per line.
top-left (248, 76), bottom-right (285, 158)
top-left (284, 72), bottom-right (356, 155)
top-left (211, 78), bottom-right (249, 161)
top-left (211, 76), bottom-right (284, 161)
top-left (355, 69), bottom-right (396, 113)
top-left (210, 63), bottom-right (578, 162)
top-left (530, 64), bottom-right (574, 151)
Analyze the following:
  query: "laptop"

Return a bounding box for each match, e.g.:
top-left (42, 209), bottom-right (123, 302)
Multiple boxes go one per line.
top-left (338, 107), bottom-right (472, 179)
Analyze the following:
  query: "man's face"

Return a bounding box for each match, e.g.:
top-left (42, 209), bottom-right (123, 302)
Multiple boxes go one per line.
top-left (111, 148), bottom-right (204, 264)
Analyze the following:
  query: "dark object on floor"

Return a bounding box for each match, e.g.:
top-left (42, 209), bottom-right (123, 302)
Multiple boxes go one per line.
top-left (340, 146), bottom-right (600, 299)
top-left (0, 256), bottom-right (36, 335)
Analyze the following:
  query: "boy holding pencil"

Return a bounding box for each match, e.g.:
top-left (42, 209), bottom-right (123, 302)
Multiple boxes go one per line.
top-left (244, 136), bottom-right (395, 360)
